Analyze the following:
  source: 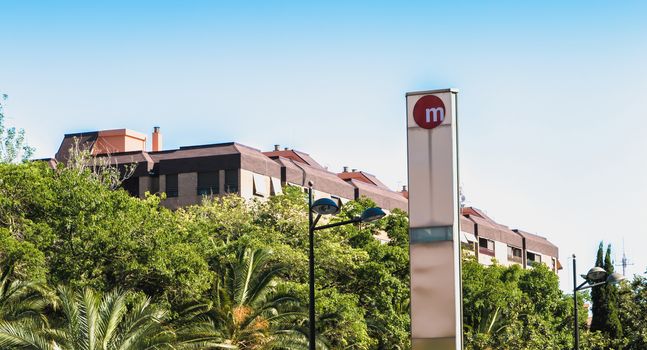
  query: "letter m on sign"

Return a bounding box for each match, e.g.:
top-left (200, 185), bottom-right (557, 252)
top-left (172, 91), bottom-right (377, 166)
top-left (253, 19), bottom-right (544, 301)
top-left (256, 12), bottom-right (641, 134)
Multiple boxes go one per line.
top-left (426, 108), bottom-right (445, 123)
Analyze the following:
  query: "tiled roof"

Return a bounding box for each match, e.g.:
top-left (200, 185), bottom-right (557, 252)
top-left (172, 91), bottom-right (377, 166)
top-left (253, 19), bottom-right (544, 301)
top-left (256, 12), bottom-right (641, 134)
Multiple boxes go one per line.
top-left (460, 215), bottom-right (476, 234)
top-left (338, 171), bottom-right (390, 190)
top-left (262, 149), bottom-right (324, 169)
top-left (348, 178), bottom-right (408, 211)
top-left (275, 157), bottom-right (355, 199)
top-left (464, 213), bottom-right (523, 247)
top-left (94, 151), bottom-right (155, 177)
top-left (55, 132), bottom-right (99, 163)
top-left (148, 143), bottom-right (280, 177)
top-left (513, 229), bottom-right (559, 258)
top-left (462, 206), bottom-right (559, 258)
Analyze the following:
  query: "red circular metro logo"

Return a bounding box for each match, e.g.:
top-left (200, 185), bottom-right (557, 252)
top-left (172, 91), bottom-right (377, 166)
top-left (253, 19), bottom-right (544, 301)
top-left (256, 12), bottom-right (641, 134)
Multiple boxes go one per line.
top-left (413, 95), bottom-right (446, 129)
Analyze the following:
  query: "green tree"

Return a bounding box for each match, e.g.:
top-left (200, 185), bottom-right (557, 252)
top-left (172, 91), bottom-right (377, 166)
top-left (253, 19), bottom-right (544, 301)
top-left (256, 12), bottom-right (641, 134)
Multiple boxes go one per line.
top-left (0, 262), bottom-right (53, 325)
top-left (0, 94), bottom-right (34, 163)
top-left (603, 244), bottom-right (623, 342)
top-left (462, 255), bottom-right (575, 349)
top-left (0, 162), bottom-right (214, 302)
top-left (52, 286), bottom-right (174, 350)
top-left (0, 161), bottom-right (409, 349)
top-left (618, 274), bottom-right (647, 349)
top-left (591, 242), bottom-right (606, 333)
top-left (0, 286), bottom-right (174, 350)
top-left (591, 242), bottom-right (623, 347)
top-left (178, 247), bottom-right (314, 349)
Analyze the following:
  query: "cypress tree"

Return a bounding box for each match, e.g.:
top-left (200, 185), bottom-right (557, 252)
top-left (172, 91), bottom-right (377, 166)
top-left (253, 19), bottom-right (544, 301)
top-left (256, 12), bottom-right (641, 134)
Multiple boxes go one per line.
top-left (590, 242), bottom-right (624, 345)
top-left (590, 242), bottom-right (606, 332)
top-left (603, 244), bottom-right (623, 340)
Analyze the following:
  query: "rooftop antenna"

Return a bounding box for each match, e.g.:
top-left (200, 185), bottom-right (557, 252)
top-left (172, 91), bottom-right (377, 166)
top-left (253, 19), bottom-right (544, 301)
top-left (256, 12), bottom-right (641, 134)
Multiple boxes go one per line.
top-left (615, 238), bottom-right (634, 276)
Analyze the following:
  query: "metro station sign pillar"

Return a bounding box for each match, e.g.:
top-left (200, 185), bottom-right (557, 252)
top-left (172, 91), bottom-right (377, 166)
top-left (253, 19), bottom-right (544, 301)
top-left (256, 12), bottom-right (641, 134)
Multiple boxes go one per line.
top-left (406, 89), bottom-right (463, 349)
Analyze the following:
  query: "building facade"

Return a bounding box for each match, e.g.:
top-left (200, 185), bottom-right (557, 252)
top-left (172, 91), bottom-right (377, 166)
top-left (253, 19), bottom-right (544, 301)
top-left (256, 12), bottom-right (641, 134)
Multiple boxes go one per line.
top-left (461, 207), bottom-right (561, 272)
top-left (49, 127), bottom-right (559, 271)
top-left (51, 128), bottom-right (408, 211)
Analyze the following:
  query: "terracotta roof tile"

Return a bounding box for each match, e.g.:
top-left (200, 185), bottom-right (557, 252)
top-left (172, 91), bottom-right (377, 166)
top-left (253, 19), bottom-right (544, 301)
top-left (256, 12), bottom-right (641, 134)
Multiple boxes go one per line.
top-left (275, 157), bottom-right (355, 199)
top-left (262, 149), bottom-right (324, 169)
top-left (464, 214), bottom-right (523, 247)
top-left (348, 178), bottom-right (408, 211)
top-left (513, 229), bottom-right (559, 257)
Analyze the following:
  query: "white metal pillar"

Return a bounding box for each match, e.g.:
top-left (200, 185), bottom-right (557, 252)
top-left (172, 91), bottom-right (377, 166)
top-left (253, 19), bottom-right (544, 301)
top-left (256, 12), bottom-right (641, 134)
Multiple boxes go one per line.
top-left (406, 89), bottom-right (462, 349)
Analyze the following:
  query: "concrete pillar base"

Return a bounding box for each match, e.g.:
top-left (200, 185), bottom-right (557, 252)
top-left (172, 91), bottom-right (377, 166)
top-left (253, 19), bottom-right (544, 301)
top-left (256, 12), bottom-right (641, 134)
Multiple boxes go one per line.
top-left (412, 337), bottom-right (458, 349)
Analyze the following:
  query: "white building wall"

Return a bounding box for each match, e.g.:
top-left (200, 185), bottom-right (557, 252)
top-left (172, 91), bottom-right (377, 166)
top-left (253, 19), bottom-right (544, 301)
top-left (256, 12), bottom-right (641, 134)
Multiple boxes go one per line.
top-left (240, 169), bottom-right (254, 199)
top-left (240, 169), bottom-right (281, 201)
top-left (478, 252), bottom-right (494, 266)
top-left (138, 176), bottom-right (151, 198)
top-left (285, 182), bottom-right (353, 204)
top-left (494, 241), bottom-right (509, 266)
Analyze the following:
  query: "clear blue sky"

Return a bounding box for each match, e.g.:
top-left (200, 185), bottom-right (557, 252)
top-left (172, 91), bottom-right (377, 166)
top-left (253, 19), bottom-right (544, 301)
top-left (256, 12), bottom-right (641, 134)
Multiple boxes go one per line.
top-left (2, 0), bottom-right (646, 290)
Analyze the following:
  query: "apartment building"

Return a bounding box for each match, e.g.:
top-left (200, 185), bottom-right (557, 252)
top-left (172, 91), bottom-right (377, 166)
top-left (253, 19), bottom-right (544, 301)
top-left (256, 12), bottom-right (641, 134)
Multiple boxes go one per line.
top-left (49, 127), bottom-right (559, 271)
top-left (51, 128), bottom-right (408, 211)
top-left (461, 207), bottom-right (561, 272)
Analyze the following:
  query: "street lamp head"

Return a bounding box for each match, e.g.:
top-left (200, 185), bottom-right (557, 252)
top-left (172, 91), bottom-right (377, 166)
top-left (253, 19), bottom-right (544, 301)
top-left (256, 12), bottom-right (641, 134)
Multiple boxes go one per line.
top-left (311, 198), bottom-right (340, 215)
top-left (606, 272), bottom-right (626, 285)
top-left (585, 267), bottom-right (607, 283)
top-left (359, 207), bottom-right (386, 223)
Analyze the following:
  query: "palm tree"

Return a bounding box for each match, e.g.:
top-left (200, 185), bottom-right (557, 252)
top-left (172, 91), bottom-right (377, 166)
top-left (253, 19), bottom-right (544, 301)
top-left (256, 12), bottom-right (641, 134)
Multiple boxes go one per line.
top-left (0, 319), bottom-right (55, 350)
top-left (0, 286), bottom-right (175, 350)
top-left (0, 262), bottom-right (55, 350)
top-left (52, 286), bottom-right (174, 350)
top-left (178, 247), bottom-right (323, 349)
top-left (0, 262), bottom-right (53, 324)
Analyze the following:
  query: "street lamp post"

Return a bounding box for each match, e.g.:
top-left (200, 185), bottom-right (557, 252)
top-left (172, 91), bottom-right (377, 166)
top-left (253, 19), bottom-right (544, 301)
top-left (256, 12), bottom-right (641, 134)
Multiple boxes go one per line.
top-left (307, 182), bottom-right (386, 350)
top-left (571, 254), bottom-right (625, 350)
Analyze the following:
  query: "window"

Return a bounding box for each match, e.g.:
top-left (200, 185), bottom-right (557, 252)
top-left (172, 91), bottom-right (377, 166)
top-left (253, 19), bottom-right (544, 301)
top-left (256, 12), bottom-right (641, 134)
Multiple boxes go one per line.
top-left (150, 176), bottom-right (159, 194)
top-left (479, 238), bottom-right (494, 250)
top-left (121, 177), bottom-right (139, 197)
top-left (527, 252), bottom-right (542, 265)
top-left (478, 238), bottom-right (495, 256)
top-left (197, 171), bottom-right (219, 195)
top-left (224, 169), bottom-right (238, 193)
top-left (507, 246), bottom-right (523, 263)
top-left (270, 177), bottom-right (282, 195)
top-left (461, 240), bottom-right (477, 254)
top-left (166, 174), bottom-right (178, 197)
top-left (253, 173), bottom-right (268, 197)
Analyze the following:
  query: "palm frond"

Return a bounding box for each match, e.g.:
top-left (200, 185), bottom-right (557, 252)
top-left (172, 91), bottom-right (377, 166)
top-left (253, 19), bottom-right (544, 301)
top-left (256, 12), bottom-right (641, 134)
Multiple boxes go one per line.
top-left (0, 320), bottom-right (56, 350)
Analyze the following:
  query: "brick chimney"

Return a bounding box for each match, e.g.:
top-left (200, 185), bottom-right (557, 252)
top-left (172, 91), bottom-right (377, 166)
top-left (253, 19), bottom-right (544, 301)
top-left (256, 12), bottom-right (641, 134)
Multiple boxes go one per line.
top-left (400, 185), bottom-right (409, 199)
top-left (152, 126), bottom-right (162, 152)
top-left (274, 144), bottom-right (280, 151)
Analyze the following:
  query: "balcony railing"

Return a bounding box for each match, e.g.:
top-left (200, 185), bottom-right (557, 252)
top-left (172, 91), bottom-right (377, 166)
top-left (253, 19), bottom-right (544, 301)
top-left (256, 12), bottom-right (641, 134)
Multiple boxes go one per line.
top-left (197, 187), bottom-right (218, 196)
top-left (479, 247), bottom-right (495, 256)
top-left (508, 255), bottom-right (523, 263)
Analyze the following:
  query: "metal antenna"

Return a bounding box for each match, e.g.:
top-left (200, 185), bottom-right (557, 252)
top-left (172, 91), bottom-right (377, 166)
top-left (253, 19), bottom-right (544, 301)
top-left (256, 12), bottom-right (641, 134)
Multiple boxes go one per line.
top-left (615, 238), bottom-right (634, 276)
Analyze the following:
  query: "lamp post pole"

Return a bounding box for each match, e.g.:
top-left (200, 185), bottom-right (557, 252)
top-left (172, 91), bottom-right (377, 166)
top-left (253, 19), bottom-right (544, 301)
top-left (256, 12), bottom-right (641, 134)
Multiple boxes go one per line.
top-left (308, 186), bottom-right (316, 350)
top-left (572, 254), bottom-right (579, 350)
top-left (306, 183), bottom-right (386, 350)
top-left (571, 255), bottom-right (625, 350)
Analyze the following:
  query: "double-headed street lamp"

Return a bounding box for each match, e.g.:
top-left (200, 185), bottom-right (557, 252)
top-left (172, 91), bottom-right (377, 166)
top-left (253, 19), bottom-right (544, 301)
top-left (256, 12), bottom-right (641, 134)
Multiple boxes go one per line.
top-left (571, 254), bottom-right (625, 350)
top-left (307, 182), bottom-right (386, 350)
